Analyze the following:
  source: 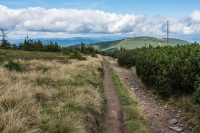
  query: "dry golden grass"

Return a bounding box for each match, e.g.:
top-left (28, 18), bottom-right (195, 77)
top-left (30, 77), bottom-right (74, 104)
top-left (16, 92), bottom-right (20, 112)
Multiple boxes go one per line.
top-left (168, 95), bottom-right (200, 132)
top-left (0, 53), bottom-right (104, 132)
top-left (130, 66), bottom-right (136, 74)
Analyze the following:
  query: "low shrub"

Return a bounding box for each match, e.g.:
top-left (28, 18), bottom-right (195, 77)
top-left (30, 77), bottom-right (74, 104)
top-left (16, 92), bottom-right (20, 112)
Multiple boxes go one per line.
top-left (134, 43), bottom-right (200, 96)
top-left (91, 53), bottom-right (98, 58)
top-left (87, 51), bottom-right (91, 55)
top-left (63, 50), bottom-right (70, 55)
top-left (4, 60), bottom-right (22, 72)
top-left (69, 51), bottom-right (86, 60)
top-left (117, 51), bottom-right (135, 68)
top-left (194, 76), bottom-right (200, 105)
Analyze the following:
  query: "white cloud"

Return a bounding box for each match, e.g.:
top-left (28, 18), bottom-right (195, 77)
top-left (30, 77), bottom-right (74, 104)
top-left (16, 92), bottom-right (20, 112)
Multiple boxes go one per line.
top-left (0, 5), bottom-right (146, 35)
top-left (189, 10), bottom-right (200, 23)
top-left (0, 5), bottom-right (200, 38)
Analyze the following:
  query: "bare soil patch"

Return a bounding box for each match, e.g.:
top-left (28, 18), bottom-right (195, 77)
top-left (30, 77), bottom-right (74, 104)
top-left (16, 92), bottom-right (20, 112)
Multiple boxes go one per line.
top-left (102, 59), bottom-right (124, 133)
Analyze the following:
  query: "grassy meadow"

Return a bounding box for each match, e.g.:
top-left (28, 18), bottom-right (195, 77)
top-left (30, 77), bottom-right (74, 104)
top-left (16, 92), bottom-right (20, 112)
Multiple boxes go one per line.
top-left (0, 49), bottom-right (105, 133)
top-left (95, 37), bottom-right (191, 51)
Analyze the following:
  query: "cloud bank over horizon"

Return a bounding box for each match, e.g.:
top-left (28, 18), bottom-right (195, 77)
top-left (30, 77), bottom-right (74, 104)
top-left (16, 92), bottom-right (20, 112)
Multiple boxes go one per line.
top-left (0, 5), bottom-right (200, 39)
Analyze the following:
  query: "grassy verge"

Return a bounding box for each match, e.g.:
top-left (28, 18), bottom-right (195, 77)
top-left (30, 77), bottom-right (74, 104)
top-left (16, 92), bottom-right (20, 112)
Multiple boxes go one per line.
top-left (0, 49), bottom-right (106, 133)
top-left (105, 59), bottom-right (149, 133)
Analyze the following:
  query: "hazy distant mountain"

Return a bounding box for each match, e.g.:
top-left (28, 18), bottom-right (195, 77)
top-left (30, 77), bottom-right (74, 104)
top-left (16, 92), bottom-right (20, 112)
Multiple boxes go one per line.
top-left (7, 36), bottom-right (130, 46)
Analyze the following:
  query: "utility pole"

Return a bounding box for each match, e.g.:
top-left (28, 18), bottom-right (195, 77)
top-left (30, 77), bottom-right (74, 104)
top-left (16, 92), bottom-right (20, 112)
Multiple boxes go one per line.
top-left (167, 20), bottom-right (169, 49)
top-left (135, 33), bottom-right (136, 46)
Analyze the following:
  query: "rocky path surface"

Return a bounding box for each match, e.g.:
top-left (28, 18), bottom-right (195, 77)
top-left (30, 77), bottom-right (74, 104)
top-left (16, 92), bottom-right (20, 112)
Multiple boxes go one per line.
top-left (106, 57), bottom-right (196, 133)
top-left (102, 59), bottom-right (124, 133)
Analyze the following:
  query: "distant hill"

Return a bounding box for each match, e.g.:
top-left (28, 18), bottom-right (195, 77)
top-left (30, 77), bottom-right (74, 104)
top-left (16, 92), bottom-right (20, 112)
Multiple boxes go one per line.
top-left (8, 36), bottom-right (130, 46)
top-left (68, 37), bottom-right (192, 51)
top-left (38, 37), bottom-right (109, 45)
top-left (9, 37), bottom-right (110, 46)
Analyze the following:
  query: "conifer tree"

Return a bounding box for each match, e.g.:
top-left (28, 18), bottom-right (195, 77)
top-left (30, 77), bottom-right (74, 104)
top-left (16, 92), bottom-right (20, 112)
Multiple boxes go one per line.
top-left (69, 46), bottom-right (73, 53)
top-left (0, 29), bottom-right (11, 49)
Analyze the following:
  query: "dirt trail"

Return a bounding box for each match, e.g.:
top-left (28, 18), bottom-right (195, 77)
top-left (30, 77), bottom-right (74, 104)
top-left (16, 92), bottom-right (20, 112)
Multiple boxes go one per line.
top-left (102, 59), bottom-right (124, 133)
top-left (106, 57), bottom-right (195, 133)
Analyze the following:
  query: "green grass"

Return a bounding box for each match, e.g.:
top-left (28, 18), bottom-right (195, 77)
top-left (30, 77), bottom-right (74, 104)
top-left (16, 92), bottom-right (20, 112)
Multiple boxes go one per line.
top-left (105, 58), bottom-right (149, 133)
top-left (98, 37), bottom-right (191, 51)
top-left (0, 49), bottom-right (70, 64)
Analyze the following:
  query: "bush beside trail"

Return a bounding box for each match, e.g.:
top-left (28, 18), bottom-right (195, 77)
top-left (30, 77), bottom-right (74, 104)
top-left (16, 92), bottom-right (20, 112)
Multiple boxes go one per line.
top-left (104, 43), bottom-right (200, 105)
top-left (135, 43), bottom-right (200, 96)
top-left (117, 51), bottom-right (136, 68)
top-left (194, 76), bottom-right (200, 104)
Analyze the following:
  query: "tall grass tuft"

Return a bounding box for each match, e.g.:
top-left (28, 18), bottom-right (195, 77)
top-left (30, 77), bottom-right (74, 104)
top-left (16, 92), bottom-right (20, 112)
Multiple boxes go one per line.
top-left (168, 95), bottom-right (200, 131)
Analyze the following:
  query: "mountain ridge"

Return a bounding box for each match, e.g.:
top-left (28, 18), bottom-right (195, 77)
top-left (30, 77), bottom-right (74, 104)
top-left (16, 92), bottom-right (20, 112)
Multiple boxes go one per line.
top-left (8, 36), bottom-right (130, 46)
top-left (67, 36), bottom-right (192, 51)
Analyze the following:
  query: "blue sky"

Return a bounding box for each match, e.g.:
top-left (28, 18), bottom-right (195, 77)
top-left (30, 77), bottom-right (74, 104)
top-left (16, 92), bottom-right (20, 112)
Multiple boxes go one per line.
top-left (0, 0), bottom-right (200, 42)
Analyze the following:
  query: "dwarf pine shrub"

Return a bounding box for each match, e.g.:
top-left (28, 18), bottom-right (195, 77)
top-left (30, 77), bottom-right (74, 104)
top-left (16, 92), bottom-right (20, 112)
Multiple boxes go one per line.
top-left (69, 51), bottom-right (86, 60)
top-left (63, 50), bottom-right (70, 55)
top-left (4, 60), bottom-right (22, 72)
top-left (194, 76), bottom-right (200, 105)
top-left (193, 88), bottom-right (200, 104)
top-left (91, 53), bottom-right (98, 58)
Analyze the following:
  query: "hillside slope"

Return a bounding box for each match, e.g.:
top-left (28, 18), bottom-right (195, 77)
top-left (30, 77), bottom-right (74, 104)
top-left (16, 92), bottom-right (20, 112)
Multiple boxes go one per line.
top-left (94, 37), bottom-right (191, 51)
top-left (67, 37), bottom-right (191, 51)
